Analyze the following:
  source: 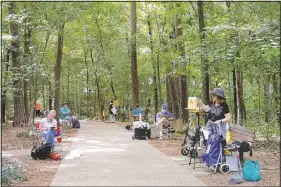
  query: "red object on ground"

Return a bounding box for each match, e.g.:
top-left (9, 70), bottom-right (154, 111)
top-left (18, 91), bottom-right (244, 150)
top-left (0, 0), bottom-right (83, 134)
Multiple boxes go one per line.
top-left (49, 153), bottom-right (61, 160)
top-left (57, 137), bottom-right (62, 143)
top-left (35, 122), bottom-right (40, 130)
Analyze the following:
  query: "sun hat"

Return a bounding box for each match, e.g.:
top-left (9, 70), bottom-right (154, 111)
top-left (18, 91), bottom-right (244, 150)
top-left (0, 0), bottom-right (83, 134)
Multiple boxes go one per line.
top-left (210, 88), bottom-right (225, 98)
top-left (62, 102), bottom-right (68, 106)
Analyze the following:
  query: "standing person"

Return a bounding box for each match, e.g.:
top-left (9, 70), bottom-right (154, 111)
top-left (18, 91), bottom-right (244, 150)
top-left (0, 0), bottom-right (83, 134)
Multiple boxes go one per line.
top-left (155, 104), bottom-right (174, 140)
top-left (109, 101), bottom-right (116, 123)
top-left (199, 88), bottom-right (231, 145)
top-left (35, 101), bottom-right (41, 117)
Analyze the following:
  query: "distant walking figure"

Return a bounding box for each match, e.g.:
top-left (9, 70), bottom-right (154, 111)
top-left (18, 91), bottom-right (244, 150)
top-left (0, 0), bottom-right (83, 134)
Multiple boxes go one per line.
top-left (36, 101), bottom-right (41, 117)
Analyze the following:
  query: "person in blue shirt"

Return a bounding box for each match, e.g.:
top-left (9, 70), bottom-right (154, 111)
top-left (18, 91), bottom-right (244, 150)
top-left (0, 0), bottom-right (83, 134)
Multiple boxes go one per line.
top-left (155, 104), bottom-right (174, 140)
top-left (133, 104), bottom-right (143, 120)
top-left (60, 102), bottom-right (71, 120)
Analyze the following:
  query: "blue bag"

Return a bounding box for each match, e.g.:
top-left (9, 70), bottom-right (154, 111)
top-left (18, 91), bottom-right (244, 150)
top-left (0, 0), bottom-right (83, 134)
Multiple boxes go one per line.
top-left (243, 160), bottom-right (262, 182)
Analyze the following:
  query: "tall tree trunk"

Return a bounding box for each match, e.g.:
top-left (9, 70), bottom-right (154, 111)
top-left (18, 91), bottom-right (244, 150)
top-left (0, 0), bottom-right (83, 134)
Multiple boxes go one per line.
top-left (175, 5), bottom-right (188, 122)
top-left (236, 69), bottom-right (245, 125)
top-left (272, 73), bottom-right (279, 113)
top-left (67, 60), bottom-right (70, 103)
top-left (1, 49), bottom-right (10, 123)
top-left (48, 80), bottom-right (52, 110)
top-left (89, 48), bottom-right (97, 117)
top-left (264, 76), bottom-right (273, 124)
top-left (8, 2), bottom-right (26, 126)
top-left (84, 50), bottom-right (89, 118)
top-left (279, 37), bottom-right (281, 128)
top-left (54, 25), bottom-right (64, 124)
top-left (156, 50), bottom-right (162, 104)
top-left (147, 17), bottom-right (159, 116)
top-left (110, 76), bottom-right (117, 100)
top-left (197, 1), bottom-right (209, 104)
top-left (23, 16), bottom-right (32, 122)
top-left (130, 1), bottom-right (139, 106)
top-left (232, 60), bottom-right (238, 124)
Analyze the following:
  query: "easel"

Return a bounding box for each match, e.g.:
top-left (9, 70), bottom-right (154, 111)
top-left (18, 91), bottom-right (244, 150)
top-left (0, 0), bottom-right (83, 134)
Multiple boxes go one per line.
top-left (185, 97), bottom-right (203, 170)
top-left (188, 111), bottom-right (201, 170)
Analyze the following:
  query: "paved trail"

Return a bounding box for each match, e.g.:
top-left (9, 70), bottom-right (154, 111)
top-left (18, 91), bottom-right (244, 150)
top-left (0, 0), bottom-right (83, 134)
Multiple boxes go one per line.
top-left (51, 121), bottom-right (205, 186)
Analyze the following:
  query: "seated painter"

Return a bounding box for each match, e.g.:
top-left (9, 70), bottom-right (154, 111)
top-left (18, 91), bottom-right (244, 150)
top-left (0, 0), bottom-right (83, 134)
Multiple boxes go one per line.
top-left (39, 110), bottom-right (60, 152)
top-left (133, 104), bottom-right (144, 121)
top-left (155, 104), bottom-right (174, 140)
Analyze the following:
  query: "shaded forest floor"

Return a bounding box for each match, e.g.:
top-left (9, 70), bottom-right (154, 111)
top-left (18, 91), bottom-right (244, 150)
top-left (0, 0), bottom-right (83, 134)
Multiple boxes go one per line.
top-left (2, 123), bottom-right (78, 186)
top-left (148, 137), bottom-right (280, 186)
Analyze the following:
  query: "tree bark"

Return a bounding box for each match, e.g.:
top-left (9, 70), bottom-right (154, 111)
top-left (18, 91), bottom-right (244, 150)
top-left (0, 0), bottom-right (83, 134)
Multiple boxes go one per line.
top-left (23, 16), bottom-right (32, 122)
top-left (147, 17), bottom-right (159, 116)
top-left (8, 2), bottom-right (26, 126)
top-left (130, 1), bottom-right (139, 106)
top-left (54, 25), bottom-right (64, 125)
top-left (197, 1), bottom-right (209, 105)
top-left (1, 48), bottom-right (10, 123)
top-left (175, 5), bottom-right (188, 122)
top-left (48, 80), bottom-right (52, 110)
top-left (278, 2), bottom-right (281, 129)
top-left (236, 69), bottom-right (246, 125)
top-left (264, 76), bottom-right (273, 123)
top-left (84, 50), bottom-right (89, 118)
top-left (110, 76), bottom-right (117, 100)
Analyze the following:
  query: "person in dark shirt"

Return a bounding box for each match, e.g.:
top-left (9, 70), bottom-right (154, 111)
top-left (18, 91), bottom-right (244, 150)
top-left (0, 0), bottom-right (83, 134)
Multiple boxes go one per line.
top-left (109, 100), bottom-right (117, 123)
top-left (199, 88), bottom-right (231, 147)
top-left (200, 88), bottom-right (231, 124)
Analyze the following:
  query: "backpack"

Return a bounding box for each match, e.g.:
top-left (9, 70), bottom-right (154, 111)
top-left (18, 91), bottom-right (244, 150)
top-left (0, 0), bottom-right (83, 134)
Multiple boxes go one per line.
top-left (72, 119), bottom-right (80, 128)
top-left (31, 143), bottom-right (52, 160)
top-left (243, 160), bottom-right (262, 182)
top-left (239, 141), bottom-right (253, 156)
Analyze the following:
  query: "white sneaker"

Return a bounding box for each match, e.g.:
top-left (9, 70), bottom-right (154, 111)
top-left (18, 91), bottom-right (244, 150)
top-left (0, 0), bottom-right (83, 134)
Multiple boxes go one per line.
top-left (159, 137), bottom-right (163, 140)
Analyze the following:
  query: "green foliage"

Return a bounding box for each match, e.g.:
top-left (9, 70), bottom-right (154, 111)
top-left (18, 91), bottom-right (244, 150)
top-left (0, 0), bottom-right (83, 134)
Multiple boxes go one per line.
top-left (1, 2), bottom-right (280, 136)
top-left (2, 157), bottom-right (26, 186)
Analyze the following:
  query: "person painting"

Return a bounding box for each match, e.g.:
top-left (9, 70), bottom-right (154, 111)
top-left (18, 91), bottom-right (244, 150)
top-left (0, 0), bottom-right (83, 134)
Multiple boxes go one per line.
top-left (155, 104), bottom-right (174, 140)
top-left (200, 88), bottom-right (231, 145)
top-left (60, 102), bottom-right (72, 122)
top-left (39, 110), bottom-right (60, 152)
top-left (133, 104), bottom-right (143, 121)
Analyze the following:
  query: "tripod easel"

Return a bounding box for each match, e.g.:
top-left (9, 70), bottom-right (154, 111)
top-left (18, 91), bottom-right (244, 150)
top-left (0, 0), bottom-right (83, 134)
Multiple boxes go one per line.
top-left (185, 97), bottom-right (204, 170)
top-left (188, 111), bottom-right (201, 170)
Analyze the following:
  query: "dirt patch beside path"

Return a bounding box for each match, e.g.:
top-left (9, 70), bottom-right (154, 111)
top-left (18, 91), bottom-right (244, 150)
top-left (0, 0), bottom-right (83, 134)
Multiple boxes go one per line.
top-left (2, 123), bottom-right (79, 186)
top-left (148, 137), bottom-right (280, 186)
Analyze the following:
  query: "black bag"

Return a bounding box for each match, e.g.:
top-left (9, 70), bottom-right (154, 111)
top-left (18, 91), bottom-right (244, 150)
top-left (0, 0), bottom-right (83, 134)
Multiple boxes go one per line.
top-left (238, 141), bottom-right (252, 162)
top-left (72, 119), bottom-right (80, 128)
top-left (134, 128), bottom-right (147, 140)
top-left (31, 143), bottom-right (52, 160)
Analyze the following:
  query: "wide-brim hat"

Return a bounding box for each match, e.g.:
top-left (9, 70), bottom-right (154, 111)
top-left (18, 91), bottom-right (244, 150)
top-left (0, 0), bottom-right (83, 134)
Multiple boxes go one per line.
top-left (62, 102), bottom-right (68, 106)
top-left (210, 88), bottom-right (225, 98)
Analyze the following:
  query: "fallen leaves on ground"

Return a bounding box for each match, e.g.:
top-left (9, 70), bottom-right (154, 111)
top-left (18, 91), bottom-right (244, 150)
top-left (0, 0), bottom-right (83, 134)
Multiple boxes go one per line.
top-left (148, 136), bottom-right (280, 186)
top-left (2, 123), bottom-right (79, 186)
